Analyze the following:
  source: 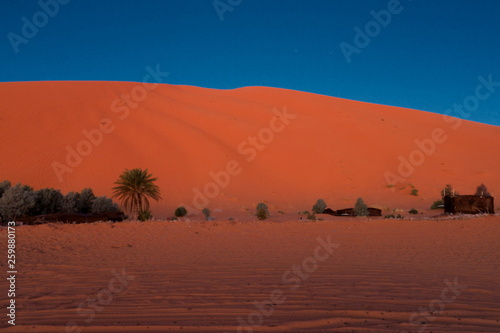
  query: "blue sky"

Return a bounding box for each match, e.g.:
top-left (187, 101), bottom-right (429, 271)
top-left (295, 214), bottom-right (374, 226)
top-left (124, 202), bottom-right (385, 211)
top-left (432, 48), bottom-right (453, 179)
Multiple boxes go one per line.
top-left (1, 0), bottom-right (499, 125)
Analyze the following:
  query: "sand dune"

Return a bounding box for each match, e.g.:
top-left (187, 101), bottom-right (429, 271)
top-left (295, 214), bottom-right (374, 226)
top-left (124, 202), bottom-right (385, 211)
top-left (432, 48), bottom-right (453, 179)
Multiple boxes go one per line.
top-left (0, 81), bottom-right (499, 217)
top-left (1, 216), bottom-right (499, 332)
top-left (1, 82), bottom-right (500, 331)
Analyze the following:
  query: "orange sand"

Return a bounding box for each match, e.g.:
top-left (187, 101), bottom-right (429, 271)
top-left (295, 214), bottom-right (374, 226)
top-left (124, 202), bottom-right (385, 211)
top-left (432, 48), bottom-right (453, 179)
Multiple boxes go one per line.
top-left (1, 216), bottom-right (499, 332)
top-left (0, 81), bottom-right (499, 218)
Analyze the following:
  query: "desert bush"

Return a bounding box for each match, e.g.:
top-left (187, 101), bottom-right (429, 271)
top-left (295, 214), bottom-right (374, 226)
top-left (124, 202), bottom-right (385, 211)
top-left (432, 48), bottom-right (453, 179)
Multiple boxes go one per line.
top-left (255, 202), bottom-right (269, 220)
top-left (312, 199), bottom-right (327, 214)
top-left (62, 191), bottom-right (81, 213)
top-left (409, 208), bottom-right (418, 215)
top-left (410, 189), bottom-right (419, 196)
top-left (475, 183), bottom-right (491, 197)
top-left (384, 214), bottom-right (403, 219)
top-left (430, 200), bottom-right (444, 209)
top-left (353, 198), bottom-right (369, 216)
top-left (306, 213), bottom-right (317, 220)
top-left (0, 183), bottom-right (36, 221)
top-left (91, 196), bottom-right (120, 214)
top-left (175, 206), bottom-right (188, 218)
top-left (30, 188), bottom-right (64, 216)
top-left (79, 188), bottom-right (95, 214)
top-left (137, 209), bottom-right (153, 221)
top-left (202, 208), bottom-right (211, 221)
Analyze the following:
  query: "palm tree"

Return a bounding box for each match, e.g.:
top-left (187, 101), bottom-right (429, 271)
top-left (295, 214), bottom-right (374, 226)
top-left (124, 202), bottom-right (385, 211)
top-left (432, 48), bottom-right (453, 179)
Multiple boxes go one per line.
top-left (112, 168), bottom-right (161, 217)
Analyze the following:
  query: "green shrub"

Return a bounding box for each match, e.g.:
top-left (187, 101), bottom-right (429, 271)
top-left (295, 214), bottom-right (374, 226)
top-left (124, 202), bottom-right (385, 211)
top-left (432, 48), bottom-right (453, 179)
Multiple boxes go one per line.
top-left (62, 191), bottom-right (81, 213)
top-left (353, 198), bottom-right (369, 216)
top-left (384, 214), bottom-right (403, 219)
top-left (312, 199), bottom-right (327, 214)
top-left (410, 189), bottom-right (419, 196)
top-left (0, 183), bottom-right (36, 221)
top-left (202, 208), bottom-right (211, 220)
top-left (306, 213), bottom-right (317, 220)
top-left (91, 196), bottom-right (120, 214)
top-left (79, 188), bottom-right (95, 214)
top-left (409, 208), bottom-right (418, 215)
top-left (174, 206), bottom-right (188, 217)
top-left (430, 200), bottom-right (444, 209)
top-left (30, 188), bottom-right (64, 216)
top-left (137, 209), bottom-right (152, 221)
top-left (255, 202), bottom-right (269, 220)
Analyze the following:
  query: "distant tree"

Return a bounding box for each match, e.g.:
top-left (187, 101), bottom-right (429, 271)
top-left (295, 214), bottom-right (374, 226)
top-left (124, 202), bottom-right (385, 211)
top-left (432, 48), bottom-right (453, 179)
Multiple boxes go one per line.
top-left (0, 180), bottom-right (11, 198)
top-left (30, 188), bottom-right (64, 216)
top-left (312, 199), bottom-right (327, 214)
top-left (79, 188), bottom-right (95, 214)
top-left (475, 183), bottom-right (491, 197)
top-left (91, 196), bottom-right (120, 214)
top-left (0, 183), bottom-right (36, 221)
top-left (353, 198), bottom-right (369, 217)
top-left (256, 202), bottom-right (270, 220)
top-left (174, 206), bottom-right (188, 218)
top-left (442, 184), bottom-right (458, 197)
top-left (62, 191), bottom-right (81, 213)
top-left (202, 208), bottom-right (211, 221)
top-left (112, 168), bottom-right (161, 218)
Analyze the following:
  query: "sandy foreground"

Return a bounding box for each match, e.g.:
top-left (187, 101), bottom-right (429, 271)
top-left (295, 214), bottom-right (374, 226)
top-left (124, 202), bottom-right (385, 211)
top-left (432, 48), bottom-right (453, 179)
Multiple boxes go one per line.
top-left (1, 217), bottom-right (499, 333)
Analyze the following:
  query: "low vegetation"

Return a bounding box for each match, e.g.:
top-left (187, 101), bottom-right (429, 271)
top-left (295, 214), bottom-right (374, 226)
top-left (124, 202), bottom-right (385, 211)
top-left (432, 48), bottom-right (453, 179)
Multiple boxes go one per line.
top-left (202, 208), bottom-right (211, 221)
top-left (175, 206), bottom-right (188, 218)
top-left (137, 209), bottom-right (153, 222)
top-left (0, 181), bottom-right (120, 223)
top-left (353, 198), bottom-right (369, 217)
top-left (384, 214), bottom-right (403, 219)
top-left (255, 202), bottom-right (269, 220)
top-left (312, 199), bottom-right (327, 214)
top-left (431, 200), bottom-right (444, 209)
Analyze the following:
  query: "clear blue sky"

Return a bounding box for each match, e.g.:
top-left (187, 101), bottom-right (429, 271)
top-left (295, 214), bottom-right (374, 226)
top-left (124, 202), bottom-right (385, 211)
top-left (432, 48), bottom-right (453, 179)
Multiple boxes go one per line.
top-left (1, 0), bottom-right (499, 125)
